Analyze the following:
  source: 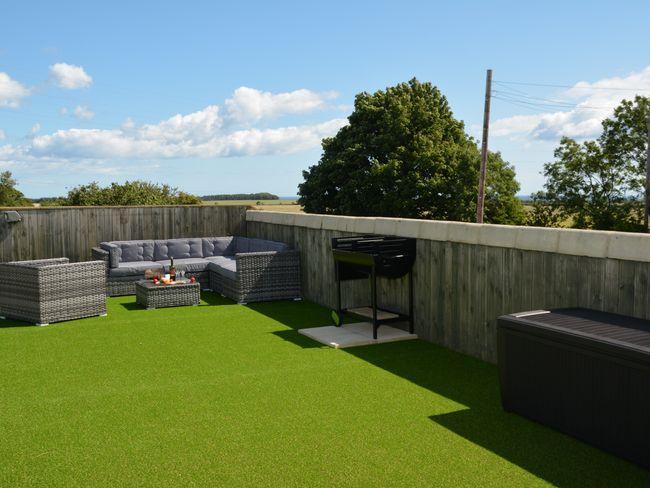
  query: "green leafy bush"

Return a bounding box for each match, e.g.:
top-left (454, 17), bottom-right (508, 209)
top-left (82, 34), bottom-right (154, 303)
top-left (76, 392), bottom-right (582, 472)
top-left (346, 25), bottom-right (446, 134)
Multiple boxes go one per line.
top-left (64, 181), bottom-right (201, 206)
top-left (0, 171), bottom-right (30, 207)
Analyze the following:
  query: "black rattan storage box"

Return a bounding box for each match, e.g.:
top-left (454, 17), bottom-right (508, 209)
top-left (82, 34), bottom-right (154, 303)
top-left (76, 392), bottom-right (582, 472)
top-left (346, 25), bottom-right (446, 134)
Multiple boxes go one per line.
top-left (497, 308), bottom-right (650, 468)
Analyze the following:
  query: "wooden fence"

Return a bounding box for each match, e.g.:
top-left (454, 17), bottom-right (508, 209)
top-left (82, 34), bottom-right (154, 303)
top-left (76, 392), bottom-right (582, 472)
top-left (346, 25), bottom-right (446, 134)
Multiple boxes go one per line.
top-left (247, 211), bottom-right (650, 363)
top-left (0, 205), bottom-right (247, 263)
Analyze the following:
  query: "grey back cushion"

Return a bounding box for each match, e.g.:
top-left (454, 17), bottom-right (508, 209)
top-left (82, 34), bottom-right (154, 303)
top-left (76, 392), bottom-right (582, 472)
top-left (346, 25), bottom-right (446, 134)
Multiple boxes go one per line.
top-left (202, 237), bottom-right (235, 256)
top-left (154, 238), bottom-right (204, 260)
top-left (101, 240), bottom-right (154, 265)
top-left (233, 237), bottom-right (250, 253)
top-left (234, 237), bottom-right (288, 253)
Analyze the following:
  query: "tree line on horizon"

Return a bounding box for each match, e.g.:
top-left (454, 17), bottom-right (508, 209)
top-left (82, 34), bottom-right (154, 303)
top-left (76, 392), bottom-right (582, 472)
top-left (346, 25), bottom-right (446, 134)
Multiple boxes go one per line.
top-left (3, 184), bottom-right (282, 207)
top-left (19, 181), bottom-right (202, 207)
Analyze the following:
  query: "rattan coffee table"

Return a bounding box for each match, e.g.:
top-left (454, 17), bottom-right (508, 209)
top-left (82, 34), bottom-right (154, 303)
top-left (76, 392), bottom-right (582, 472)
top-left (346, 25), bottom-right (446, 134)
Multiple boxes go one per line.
top-left (135, 280), bottom-right (201, 309)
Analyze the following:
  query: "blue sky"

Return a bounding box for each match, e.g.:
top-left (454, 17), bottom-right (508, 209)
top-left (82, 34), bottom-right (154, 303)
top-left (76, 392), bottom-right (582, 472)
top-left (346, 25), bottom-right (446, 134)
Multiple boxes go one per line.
top-left (1, 1), bottom-right (649, 198)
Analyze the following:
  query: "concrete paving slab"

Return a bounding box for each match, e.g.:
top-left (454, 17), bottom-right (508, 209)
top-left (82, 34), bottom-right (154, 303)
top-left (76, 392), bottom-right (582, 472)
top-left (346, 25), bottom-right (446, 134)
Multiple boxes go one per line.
top-left (298, 322), bottom-right (418, 349)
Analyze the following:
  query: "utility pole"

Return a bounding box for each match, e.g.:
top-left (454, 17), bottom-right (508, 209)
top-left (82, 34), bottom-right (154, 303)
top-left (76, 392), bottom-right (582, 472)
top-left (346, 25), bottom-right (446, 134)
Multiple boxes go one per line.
top-left (476, 69), bottom-right (492, 223)
top-left (645, 115), bottom-right (650, 231)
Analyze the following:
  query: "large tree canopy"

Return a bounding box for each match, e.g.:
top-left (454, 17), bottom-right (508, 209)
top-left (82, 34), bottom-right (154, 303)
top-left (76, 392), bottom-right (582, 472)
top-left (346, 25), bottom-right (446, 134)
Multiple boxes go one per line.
top-left (298, 78), bottom-right (525, 224)
top-left (531, 96), bottom-right (649, 231)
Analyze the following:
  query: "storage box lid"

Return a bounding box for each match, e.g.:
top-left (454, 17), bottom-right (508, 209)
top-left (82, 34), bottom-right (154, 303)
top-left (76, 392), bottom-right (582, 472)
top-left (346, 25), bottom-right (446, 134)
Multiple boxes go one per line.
top-left (499, 308), bottom-right (650, 356)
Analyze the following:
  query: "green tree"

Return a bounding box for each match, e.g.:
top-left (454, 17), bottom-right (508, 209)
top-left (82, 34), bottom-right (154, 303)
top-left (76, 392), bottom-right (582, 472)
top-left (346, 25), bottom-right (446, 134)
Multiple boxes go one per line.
top-left (298, 78), bottom-right (525, 224)
top-left (64, 181), bottom-right (201, 206)
top-left (0, 171), bottom-right (30, 207)
top-left (533, 96), bottom-right (649, 231)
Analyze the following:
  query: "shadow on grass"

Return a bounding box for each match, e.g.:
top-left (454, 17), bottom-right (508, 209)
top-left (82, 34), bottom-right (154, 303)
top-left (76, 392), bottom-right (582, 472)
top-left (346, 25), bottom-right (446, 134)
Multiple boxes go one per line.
top-left (244, 299), bottom-right (332, 329)
top-left (250, 300), bottom-right (650, 487)
top-left (428, 408), bottom-right (639, 487)
top-left (245, 300), bottom-right (340, 349)
top-left (117, 290), bottom-right (235, 311)
top-left (200, 292), bottom-right (233, 306)
top-left (352, 341), bottom-right (649, 487)
top-left (246, 299), bottom-right (339, 349)
top-left (0, 317), bottom-right (34, 328)
top-left (270, 329), bottom-right (327, 349)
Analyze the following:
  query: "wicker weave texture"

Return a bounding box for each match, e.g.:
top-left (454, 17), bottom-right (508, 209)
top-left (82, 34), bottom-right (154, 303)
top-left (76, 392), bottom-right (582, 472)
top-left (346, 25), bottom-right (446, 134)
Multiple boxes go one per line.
top-left (210, 250), bottom-right (301, 303)
top-left (106, 273), bottom-right (209, 297)
top-left (92, 249), bottom-right (209, 296)
top-left (0, 258), bottom-right (107, 325)
top-left (135, 281), bottom-right (200, 309)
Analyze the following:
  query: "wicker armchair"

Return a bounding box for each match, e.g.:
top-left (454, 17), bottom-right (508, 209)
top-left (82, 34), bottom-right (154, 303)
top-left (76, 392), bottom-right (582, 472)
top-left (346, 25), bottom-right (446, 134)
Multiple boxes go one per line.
top-left (209, 250), bottom-right (301, 303)
top-left (0, 258), bottom-right (107, 326)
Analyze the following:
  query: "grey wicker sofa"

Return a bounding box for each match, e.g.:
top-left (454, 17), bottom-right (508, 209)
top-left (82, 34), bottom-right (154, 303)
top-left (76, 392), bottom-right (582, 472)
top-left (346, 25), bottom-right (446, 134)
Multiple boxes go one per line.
top-left (92, 236), bottom-right (301, 303)
top-left (0, 258), bottom-right (107, 326)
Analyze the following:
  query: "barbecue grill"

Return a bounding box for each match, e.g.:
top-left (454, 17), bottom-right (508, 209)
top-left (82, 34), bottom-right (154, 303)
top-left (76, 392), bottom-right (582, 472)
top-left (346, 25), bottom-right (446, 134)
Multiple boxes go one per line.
top-left (331, 235), bottom-right (416, 339)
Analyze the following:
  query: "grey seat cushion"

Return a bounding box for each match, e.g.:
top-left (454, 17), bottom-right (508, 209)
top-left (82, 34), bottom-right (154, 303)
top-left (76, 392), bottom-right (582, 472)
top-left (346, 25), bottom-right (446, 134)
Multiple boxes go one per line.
top-left (109, 260), bottom-right (163, 278)
top-left (206, 256), bottom-right (237, 281)
top-left (154, 238), bottom-right (204, 261)
top-left (158, 258), bottom-right (210, 273)
top-left (234, 237), bottom-right (289, 253)
top-left (202, 237), bottom-right (235, 257)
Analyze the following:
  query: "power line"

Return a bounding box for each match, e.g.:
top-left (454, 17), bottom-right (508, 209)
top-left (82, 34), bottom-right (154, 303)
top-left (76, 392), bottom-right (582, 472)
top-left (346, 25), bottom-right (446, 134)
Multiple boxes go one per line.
top-left (494, 80), bottom-right (650, 92)
top-left (493, 91), bottom-right (578, 108)
top-left (493, 91), bottom-right (613, 110)
top-left (491, 81), bottom-right (621, 111)
top-left (492, 89), bottom-right (588, 107)
top-left (492, 94), bottom-right (611, 112)
top-left (491, 95), bottom-right (560, 113)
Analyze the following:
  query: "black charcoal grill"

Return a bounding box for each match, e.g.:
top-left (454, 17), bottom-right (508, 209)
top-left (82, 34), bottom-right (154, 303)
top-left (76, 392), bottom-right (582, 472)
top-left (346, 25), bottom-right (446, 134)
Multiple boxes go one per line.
top-left (331, 235), bottom-right (416, 339)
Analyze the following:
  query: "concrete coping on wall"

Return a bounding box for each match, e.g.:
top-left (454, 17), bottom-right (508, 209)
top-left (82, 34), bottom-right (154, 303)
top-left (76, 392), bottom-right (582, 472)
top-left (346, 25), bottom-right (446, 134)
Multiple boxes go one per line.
top-left (246, 210), bottom-right (650, 263)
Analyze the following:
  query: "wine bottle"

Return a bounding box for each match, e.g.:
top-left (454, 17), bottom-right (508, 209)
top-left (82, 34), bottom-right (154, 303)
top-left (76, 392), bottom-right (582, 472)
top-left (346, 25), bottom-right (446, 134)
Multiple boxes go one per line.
top-left (169, 256), bottom-right (176, 281)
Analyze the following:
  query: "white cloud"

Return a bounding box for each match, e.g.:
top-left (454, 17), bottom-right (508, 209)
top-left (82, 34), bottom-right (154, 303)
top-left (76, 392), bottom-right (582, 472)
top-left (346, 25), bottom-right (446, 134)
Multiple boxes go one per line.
top-left (49, 63), bottom-right (93, 89)
top-left (121, 117), bottom-right (135, 130)
top-left (30, 123), bottom-right (41, 134)
top-left (73, 105), bottom-right (94, 120)
top-left (0, 72), bottom-right (30, 108)
top-left (0, 87), bottom-right (347, 166)
top-left (491, 66), bottom-right (650, 141)
top-left (225, 87), bottom-right (337, 124)
top-left (0, 129), bottom-right (5, 140)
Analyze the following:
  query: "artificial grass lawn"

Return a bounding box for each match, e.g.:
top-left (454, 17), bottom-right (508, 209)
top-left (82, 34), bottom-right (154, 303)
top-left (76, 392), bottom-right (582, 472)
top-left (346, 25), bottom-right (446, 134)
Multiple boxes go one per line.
top-left (1, 295), bottom-right (649, 487)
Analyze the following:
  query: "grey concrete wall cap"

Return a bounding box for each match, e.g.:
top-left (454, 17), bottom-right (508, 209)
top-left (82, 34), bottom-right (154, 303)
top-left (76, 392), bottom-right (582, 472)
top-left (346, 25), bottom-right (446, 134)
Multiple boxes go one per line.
top-left (245, 211), bottom-right (650, 262)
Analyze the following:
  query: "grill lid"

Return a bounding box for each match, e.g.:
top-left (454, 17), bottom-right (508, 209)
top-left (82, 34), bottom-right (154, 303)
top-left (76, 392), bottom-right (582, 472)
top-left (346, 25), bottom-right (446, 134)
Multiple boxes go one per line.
top-left (331, 235), bottom-right (416, 278)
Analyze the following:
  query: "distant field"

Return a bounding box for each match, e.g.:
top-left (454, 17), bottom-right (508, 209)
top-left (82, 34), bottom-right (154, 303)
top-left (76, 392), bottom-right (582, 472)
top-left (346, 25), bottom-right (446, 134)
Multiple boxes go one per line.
top-left (203, 199), bottom-right (296, 206)
top-left (249, 204), bottom-right (303, 213)
top-left (202, 199), bottom-right (303, 212)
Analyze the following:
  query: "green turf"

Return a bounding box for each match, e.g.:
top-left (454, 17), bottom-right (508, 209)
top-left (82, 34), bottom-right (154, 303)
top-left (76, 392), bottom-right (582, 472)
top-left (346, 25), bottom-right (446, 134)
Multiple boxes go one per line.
top-left (1, 295), bottom-right (648, 486)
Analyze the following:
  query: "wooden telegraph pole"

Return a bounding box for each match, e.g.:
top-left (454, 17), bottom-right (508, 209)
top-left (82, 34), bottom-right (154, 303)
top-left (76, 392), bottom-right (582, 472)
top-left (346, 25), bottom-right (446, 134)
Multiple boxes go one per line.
top-left (476, 69), bottom-right (493, 223)
top-left (645, 115), bottom-right (650, 231)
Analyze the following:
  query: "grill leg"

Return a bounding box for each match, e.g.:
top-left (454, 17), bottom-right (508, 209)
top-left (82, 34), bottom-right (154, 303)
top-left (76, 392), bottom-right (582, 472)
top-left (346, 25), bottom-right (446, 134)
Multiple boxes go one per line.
top-left (335, 262), bottom-right (343, 326)
top-left (408, 270), bottom-right (414, 335)
top-left (371, 268), bottom-right (378, 339)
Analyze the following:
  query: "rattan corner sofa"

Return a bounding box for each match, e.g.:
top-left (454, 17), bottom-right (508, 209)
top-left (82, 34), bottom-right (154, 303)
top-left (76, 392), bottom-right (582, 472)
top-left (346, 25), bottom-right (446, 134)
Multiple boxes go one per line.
top-left (92, 236), bottom-right (301, 303)
top-left (0, 258), bottom-right (107, 325)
